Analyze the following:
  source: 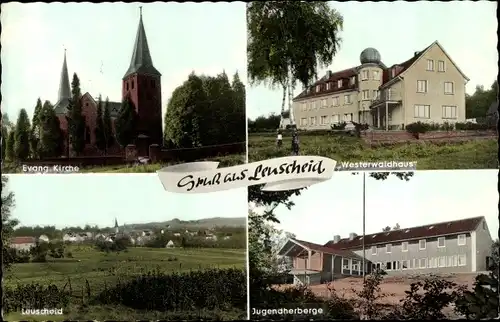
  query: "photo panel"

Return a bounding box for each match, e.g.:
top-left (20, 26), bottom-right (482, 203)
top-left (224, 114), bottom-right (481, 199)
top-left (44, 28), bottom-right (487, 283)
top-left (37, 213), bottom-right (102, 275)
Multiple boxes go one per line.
top-left (2, 174), bottom-right (248, 320)
top-left (1, 2), bottom-right (246, 174)
top-left (246, 1), bottom-right (497, 171)
top-left (248, 169), bottom-right (499, 320)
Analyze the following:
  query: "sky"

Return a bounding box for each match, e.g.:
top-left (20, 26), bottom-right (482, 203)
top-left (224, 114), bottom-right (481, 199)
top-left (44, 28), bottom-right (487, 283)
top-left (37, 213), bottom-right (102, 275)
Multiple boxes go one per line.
top-left (1, 2), bottom-right (246, 124)
top-left (4, 174), bottom-right (247, 229)
top-left (246, 1), bottom-right (498, 120)
top-left (256, 170), bottom-right (498, 245)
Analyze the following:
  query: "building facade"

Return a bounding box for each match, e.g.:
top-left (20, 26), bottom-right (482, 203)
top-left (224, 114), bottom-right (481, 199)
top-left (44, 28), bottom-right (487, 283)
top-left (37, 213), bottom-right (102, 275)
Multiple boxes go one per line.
top-left (280, 216), bottom-right (493, 286)
top-left (53, 10), bottom-right (162, 157)
top-left (10, 237), bottom-right (36, 252)
top-left (292, 41), bottom-right (469, 131)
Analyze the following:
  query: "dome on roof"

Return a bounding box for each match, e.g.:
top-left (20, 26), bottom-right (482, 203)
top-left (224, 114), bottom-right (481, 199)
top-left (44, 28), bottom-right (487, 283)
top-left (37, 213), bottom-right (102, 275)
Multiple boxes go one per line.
top-left (360, 48), bottom-right (381, 64)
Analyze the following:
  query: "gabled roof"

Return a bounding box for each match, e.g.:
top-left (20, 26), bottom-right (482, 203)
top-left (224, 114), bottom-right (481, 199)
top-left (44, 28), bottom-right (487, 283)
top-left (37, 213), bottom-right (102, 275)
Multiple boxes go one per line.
top-left (286, 238), bottom-right (362, 259)
top-left (124, 10), bottom-right (161, 79)
top-left (55, 92), bottom-right (121, 117)
top-left (324, 216), bottom-right (484, 250)
top-left (11, 236), bottom-right (36, 245)
top-left (293, 68), bottom-right (359, 101)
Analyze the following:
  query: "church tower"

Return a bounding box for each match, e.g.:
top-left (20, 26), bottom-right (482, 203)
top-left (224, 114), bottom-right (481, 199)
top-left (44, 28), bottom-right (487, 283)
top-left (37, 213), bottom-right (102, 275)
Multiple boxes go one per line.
top-left (122, 8), bottom-right (163, 152)
top-left (114, 218), bottom-right (119, 234)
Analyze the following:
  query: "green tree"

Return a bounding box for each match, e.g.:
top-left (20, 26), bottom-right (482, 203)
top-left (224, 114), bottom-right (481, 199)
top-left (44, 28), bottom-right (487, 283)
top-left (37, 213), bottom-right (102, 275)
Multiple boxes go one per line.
top-left (102, 97), bottom-right (114, 153)
top-left (6, 130), bottom-right (15, 162)
top-left (94, 95), bottom-right (106, 152)
top-left (2, 175), bottom-right (19, 270)
top-left (13, 109), bottom-right (31, 161)
top-left (30, 98), bottom-right (43, 158)
top-left (247, 2), bottom-right (343, 126)
top-left (115, 97), bottom-right (138, 147)
top-left (1, 113), bottom-right (14, 161)
top-left (230, 71), bottom-right (246, 143)
top-left (38, 101), bottom-right (64, 158)
top-left (466, 80), bottom-right (498, 119)
top-left (248, 113), bottom-right (281, 132)
top-left (67, 73), bottom-right (85, 155)
top-left (164, 73), bottom-right (207, 148)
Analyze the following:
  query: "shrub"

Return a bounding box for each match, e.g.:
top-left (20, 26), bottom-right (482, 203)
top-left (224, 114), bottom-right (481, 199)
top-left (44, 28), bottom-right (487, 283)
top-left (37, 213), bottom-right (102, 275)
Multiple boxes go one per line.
top-left (455, 272), bottom-right (499, 319)
top-left (399, 275), bottom-right (460, 320)
top-left (406, 121), bottom-right (432, 138)
top-left (331, 122), bottom-right (347, 130)
top-left (455, 122), bottom-right (490, 131)
top-left (95, 268), bottom-right (246, 312)
top-left (3, 283), bottom-right (70, 314)
top-left (31, 253), bottom-right (47, 263)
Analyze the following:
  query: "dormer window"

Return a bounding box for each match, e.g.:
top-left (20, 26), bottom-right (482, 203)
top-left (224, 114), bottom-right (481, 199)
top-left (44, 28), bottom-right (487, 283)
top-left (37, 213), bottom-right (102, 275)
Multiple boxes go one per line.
top-left (326, 83), bottom-right (330, 90)
top-left (316, 85), bottom-right (321, 92)
top-left (391, 68), bottom-right (396, 78)
top-left (337, 80), bottom-right (342, 87)
top-left (350, 76), bottom-right (356, 85)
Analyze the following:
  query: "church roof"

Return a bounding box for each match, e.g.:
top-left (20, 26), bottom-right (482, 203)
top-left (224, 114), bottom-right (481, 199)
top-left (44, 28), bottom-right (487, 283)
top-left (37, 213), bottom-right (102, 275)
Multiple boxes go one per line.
top-left (123, 9), bottom-right (161, 79)
top-left (54, 50), bottom-right (71, 114)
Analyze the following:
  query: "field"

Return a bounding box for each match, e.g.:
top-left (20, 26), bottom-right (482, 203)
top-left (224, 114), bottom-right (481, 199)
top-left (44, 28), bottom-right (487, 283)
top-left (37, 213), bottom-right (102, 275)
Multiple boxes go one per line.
top-left (248, 133), bottom-right (497, 170)
top-left (3, 153), bottom-right (245, 174)
top-left (4, 246), bottom-right (246, 320)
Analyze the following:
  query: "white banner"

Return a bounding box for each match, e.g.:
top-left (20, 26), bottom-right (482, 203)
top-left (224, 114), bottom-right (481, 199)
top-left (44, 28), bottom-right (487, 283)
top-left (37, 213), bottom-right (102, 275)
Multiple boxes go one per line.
top-left (157, 156), bottom-right (336, 194)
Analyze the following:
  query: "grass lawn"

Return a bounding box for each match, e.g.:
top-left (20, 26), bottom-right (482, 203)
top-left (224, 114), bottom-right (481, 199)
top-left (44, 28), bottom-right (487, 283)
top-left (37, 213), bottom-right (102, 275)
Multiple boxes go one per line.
top-left (2, 153), bottom-right (245, 174)
top-left (248, 133), bottom-right (497, 170)
top-left (4, 246), bottom-right (246, 320)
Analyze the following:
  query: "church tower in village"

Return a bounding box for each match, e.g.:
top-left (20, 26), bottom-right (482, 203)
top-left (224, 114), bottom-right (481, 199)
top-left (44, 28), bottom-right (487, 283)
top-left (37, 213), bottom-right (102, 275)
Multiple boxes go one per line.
top-left (114, 218), bottom-right (119, 234)
top-left (122, 7), bottom-right (163, 155)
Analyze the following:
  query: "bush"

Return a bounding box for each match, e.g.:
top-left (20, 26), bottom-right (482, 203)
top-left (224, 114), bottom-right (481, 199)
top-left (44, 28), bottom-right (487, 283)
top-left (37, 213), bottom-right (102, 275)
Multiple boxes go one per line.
top-left (31, 253), bottom-right (47, 263)
top-left (455, 122), bottom-right (491, 131)
top-left (455, 272), bottom-right (499, 319)
top-left (3, 283), bottom-right (70, 314)
top-left (95, 268), bottom-right (246, 312)
top-left (331, 122), bottom-right (347, 130)
top-left (406, 121), bottom-right (432, 138)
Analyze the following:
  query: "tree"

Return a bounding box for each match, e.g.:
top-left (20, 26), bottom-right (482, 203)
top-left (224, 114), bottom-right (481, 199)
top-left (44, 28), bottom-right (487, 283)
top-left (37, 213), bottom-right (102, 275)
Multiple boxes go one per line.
top-left (13, 109), bottom-right (31, 161)
top-left (38, 101), bottom-right (64, 158)
top-left (102, 97), bottom-right (114, 153)
top-left (1, 113), bottom-right (13, 161)
top-left (67, 73), bottom-right (86, 155)
top-left (247, 2), bottom-right (343, 127)
top-left (6, 130), bottom-right (15, 162)
top-left (382, 226), bottom-right (391, 232)
top-left (164, 73), bottom-right (207, 148)
top-left (393, 223), bottom-right (401, 230)
top-left (94, 95), bottom-right (106, 153)
top-left (30, 98), bottom-right (43, 158)
top-left (248, 114), bottom-right (281, 132)
top-left (465, 80), bottom-right (498, 119)
top-left (230, 71), bottom-right (246, 143)
top-left (115, 96), bottom-right (138, 147)
top-left (2, 175), bottom-right (19, 270)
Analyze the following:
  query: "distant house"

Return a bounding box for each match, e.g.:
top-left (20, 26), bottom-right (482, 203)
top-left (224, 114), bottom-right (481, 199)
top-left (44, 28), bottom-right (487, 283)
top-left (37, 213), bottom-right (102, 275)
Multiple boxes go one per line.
top-left (38, 234), bottom-right (50, 243)
top-left (63, 233), bottom-right (77, 242)
top-left (11, 237), bottom-right (36, 251)
top-left (94, 233), bottom-right (106, 240)
top-left (205, 234), bottom-right (217, 241)
top-left (174, 233), bottom-right (181, 237)
top-left (166, 240), bottom-right (175, 248)
top-left (223, 236), bottom-right (231, 240)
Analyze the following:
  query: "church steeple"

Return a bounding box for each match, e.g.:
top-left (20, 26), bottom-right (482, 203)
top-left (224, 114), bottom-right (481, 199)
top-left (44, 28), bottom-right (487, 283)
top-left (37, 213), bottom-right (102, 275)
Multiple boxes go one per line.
top-left (58, 50), bottom-right (71, 101)
top-left (123, 7), bottom-right (161, 79)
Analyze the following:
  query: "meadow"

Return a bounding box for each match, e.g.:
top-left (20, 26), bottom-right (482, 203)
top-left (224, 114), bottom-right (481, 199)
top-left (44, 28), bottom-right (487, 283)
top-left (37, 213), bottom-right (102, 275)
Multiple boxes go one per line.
top-left (248, 132), bottom-right (497, 170)
top-left (4, 245), bottom-right (247, 320)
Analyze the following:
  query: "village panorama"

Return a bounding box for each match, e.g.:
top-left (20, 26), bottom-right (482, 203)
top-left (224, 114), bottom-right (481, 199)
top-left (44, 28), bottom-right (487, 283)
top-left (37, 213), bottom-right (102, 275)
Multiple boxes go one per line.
top-left (5, 215), bottom-right (247, 320)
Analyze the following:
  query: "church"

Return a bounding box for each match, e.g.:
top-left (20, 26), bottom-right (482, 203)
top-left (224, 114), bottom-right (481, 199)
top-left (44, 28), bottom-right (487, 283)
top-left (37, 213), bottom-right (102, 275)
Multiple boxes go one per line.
top-left (53, 9), bottom-right (163, 157)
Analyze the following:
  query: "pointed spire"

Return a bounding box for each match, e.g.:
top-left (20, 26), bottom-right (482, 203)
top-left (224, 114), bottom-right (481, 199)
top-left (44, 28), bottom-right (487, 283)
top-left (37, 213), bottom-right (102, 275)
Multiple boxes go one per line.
top-left (123, 8), bottom-right (161, 79)
top-left (58, 49), bottom-right (71, 101)
top-left (114, 218), bottom-right (118, 228)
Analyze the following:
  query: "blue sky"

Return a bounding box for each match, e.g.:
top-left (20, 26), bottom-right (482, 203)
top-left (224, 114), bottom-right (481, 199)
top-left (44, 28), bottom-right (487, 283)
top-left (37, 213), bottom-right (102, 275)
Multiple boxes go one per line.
top-left (247, 1), bottom-right (498, 119)
top-left (255, 170), bottom-right (498, 244)
top-left (5, 174), bottom-right (247, 229)
top-left (1, 2), bottom-right (246, 123)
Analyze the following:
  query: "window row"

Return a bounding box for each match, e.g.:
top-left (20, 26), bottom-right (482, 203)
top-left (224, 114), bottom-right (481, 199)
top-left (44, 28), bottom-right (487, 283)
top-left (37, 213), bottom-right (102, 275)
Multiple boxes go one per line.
top-left (373, 254), bottom-right (466, 271)
top-left (414, 104), bottom-right (458, 119)
top-left (361, 70), bottom-right (381, 81)
top-left (300, 95), bottom-right (354, 111)
top-left (300, 113), bottom-right (354, 126)
top-left (426, 59), bottom-right (446, 72)
top-left (371, 234), bottom-right (466, 255)
top-left (416, 80), bottom-right (454, 94)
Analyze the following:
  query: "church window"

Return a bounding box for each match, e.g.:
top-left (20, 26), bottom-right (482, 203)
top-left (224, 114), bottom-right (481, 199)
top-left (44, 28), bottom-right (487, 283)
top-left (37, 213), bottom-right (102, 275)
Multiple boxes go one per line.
top-left (151, 80), bottom-right (155, 88)
top-left (126, 82), bottom-right (129, 91)
top-left (132, 80), bottom-right (135, 89)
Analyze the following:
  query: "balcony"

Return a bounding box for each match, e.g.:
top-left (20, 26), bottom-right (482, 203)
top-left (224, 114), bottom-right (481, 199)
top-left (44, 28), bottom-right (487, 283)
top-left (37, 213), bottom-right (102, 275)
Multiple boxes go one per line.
top-left (370, 89), bottom-right (401, 109)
